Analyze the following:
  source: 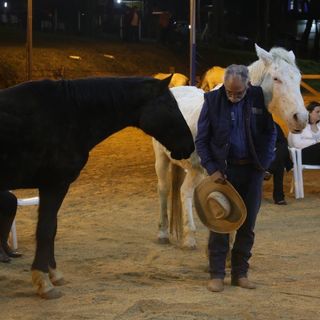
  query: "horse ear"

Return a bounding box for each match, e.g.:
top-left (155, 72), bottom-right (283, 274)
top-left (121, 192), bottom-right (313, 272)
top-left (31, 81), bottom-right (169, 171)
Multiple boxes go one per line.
top-left (255, 43), bottom-right (273, 66)
top-left (288, 50), bottom-right (296, 63)
top-left (160, 74), bottom-right (173, 88)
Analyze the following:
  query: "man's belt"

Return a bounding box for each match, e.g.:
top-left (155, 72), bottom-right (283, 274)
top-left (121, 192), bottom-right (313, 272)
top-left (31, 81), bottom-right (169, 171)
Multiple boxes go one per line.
top-left (227, 158), bottom-right (253, 165)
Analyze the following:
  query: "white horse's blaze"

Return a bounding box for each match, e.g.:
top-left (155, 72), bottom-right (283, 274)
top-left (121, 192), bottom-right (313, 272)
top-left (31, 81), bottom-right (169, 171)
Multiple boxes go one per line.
top-left (153, 45), bottom-right (307, 249)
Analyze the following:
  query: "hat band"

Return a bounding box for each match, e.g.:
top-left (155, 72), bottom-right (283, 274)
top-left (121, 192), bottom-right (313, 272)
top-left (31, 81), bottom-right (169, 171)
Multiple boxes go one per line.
top-left (207, 191), bottom-right (231, 220)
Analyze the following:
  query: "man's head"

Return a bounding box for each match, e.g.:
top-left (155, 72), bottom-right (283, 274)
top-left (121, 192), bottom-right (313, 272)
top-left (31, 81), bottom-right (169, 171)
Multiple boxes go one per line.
top-left (223, 64), bottom-right (250, 103)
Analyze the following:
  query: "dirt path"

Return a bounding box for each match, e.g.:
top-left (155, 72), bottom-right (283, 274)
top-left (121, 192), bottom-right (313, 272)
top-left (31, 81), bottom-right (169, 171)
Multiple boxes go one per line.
top-left (1, 128), bottom-right (320, 320)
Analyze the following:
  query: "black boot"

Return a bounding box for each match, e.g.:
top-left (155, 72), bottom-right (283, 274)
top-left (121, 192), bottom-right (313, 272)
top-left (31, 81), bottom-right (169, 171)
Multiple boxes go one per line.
top-left (0, 245), bottom-right (10, 263)
top-left (0, 191), bottom-right (19, 259)
top-left (2, 242), bottom-right (22, 258)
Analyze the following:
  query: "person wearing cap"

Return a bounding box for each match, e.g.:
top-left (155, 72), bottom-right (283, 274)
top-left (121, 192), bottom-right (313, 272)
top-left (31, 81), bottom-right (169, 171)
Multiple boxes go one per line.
top-left (195, 64), bottom-right (276, 292)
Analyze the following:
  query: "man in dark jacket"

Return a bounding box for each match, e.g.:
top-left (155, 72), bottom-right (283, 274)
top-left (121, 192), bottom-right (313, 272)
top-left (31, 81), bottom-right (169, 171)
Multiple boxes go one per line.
top-left (195, 64), bottom-right (276, 292)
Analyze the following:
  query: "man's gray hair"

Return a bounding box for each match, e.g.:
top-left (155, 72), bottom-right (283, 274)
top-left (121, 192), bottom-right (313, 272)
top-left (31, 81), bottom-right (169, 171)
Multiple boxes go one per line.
top-left (224, 64), bottom-right (249, 83)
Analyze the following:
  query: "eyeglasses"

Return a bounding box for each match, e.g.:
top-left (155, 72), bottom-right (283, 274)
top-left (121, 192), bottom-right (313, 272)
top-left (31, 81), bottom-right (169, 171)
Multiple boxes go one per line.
top-left (225, 88), bottom-right (247, 100)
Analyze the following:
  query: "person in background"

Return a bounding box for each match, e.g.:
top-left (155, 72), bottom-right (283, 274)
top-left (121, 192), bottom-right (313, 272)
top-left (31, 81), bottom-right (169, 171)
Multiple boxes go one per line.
top-left (128, 6), bottom-right (140, 42)
top-left (195, 64), bottom-right (276, 292)
top-left (158, 11), bottom-right (172, 44)
top-left (289, 101), bottom-right (320, 164)
top-left (0, 191), bottom-right (22, 263)
top-left (265, 123), bottom-right (293, 205)
top-left (122, 5), bottom-right (131, 41)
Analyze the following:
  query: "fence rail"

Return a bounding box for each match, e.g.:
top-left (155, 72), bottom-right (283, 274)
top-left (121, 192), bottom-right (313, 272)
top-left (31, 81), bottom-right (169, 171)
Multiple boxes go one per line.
top-left (301, 74), bottom-right (320, 98)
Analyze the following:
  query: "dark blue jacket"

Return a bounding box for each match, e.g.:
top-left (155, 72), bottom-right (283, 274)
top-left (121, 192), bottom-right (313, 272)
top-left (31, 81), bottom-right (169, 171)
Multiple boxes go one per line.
top-left (195, 84), bottom-right (276, 175)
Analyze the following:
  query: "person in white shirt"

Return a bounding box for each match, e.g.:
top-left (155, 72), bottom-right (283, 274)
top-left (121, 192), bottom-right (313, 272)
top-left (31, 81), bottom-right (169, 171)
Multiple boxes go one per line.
top-left (289, 101), bottom-right (320, 165)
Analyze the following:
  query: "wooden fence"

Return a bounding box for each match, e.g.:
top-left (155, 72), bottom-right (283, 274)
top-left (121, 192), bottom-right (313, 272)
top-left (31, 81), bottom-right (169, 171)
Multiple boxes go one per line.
top-left (301, 74), bottom-right (320, 99)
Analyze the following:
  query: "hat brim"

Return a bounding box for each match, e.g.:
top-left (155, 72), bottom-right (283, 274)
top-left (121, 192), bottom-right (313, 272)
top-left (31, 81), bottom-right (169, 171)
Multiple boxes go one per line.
top-left (194, 176), bottom-right (247, 233)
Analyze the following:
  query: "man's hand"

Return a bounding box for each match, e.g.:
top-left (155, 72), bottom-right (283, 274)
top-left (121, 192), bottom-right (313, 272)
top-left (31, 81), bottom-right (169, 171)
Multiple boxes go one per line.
top-left (210, 171), bottom-right (227, 184)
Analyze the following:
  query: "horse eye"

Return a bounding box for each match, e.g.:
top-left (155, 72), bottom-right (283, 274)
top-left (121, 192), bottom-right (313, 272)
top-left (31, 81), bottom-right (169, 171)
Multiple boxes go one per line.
top-left (273, 77), bottom-right (282, 83)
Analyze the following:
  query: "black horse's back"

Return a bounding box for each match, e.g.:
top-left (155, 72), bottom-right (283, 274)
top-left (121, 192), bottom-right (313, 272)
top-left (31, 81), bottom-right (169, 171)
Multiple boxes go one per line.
top-left (0, 75), bottom-right (196, 298)
top-left (0, 76), bottom-right (193, 190)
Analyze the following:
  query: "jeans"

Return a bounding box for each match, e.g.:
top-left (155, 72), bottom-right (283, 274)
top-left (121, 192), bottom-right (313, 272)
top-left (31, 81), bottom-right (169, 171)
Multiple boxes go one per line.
top-left (208, 164), bottom-right (264, 279)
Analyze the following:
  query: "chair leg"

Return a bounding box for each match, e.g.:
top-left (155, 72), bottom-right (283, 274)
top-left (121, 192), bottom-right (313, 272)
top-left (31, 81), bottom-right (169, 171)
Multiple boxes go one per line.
top-left (9, 197), bottom-right (39, 250)
top-left (296, 151), bottom-right (304, 199)
top-left (292, 162), bottom-right (301, 199)
top-left (299, 169), bottom-right (304, 199)
top-left (9, 219), bottom-right (18, 250)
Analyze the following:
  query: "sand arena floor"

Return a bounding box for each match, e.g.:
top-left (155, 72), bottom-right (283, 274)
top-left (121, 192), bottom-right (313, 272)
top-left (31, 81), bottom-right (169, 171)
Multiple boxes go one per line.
top-left (1, 128), bottom-right (320, 320)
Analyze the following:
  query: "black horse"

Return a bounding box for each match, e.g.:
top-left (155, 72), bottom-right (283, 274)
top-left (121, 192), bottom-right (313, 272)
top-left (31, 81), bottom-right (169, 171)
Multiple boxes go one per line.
top-left (0, 76), bottom-right (194, 298)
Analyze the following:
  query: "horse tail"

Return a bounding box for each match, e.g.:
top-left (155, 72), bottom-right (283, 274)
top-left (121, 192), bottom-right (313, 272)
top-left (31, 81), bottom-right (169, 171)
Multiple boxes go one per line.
top-left (169, 163), bottom-right (186, 240)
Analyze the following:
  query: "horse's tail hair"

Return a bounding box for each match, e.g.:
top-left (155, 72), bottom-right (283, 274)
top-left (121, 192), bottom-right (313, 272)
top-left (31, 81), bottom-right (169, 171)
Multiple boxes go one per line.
top-left (169, 163), bottom-right (186, 240)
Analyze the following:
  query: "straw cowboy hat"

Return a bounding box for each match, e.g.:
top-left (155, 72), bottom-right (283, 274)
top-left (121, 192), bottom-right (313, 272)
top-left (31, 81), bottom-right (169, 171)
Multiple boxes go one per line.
top-left (194, 176), bottom-right (247, 233)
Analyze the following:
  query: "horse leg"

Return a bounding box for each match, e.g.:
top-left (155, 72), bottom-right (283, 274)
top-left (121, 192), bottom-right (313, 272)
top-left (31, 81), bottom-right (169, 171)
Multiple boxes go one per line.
top-left (154, 144), bottom-right (171, 244)
top-left (31, 184), bottom-right (69, 299)
top-left (180, 170), bottom-right (204, 249)
top-left (48, 223), bottom-right (65, 286)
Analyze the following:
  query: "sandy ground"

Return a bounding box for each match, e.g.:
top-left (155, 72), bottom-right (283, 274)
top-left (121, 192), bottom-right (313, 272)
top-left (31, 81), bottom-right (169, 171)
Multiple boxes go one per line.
top-left (1, 128), bottom-right (320, 320)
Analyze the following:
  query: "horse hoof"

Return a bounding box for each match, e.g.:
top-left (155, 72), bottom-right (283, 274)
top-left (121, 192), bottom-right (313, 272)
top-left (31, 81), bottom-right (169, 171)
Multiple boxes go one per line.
top-left (182, 238), bottom-right (197, 250)
top-left (182, 244), bottom-right (197, 250)
top-left (51, 278), bottom-right (66, 286)
top-left (49, 268), bottom-right (65, 286)
top-left (40, 288), bottom-right (63, 299)
top-left (158, 237), bottom-right (170, 245)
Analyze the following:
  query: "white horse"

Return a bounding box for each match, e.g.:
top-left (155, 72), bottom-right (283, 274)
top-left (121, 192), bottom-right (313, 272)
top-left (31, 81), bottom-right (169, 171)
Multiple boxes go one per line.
top-left (153, 44), bottom-right (308, 249)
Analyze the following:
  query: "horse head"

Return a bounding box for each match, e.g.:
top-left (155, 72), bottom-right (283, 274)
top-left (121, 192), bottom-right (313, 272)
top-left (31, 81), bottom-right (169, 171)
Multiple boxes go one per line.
top-left (249, 44), bottom-right (308, 133)
top-left (139, 77), bottom-right (195, 160)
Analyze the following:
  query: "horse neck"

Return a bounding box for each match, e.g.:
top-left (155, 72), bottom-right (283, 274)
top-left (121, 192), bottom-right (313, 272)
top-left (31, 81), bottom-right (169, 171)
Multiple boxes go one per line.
top-left (67, 79), bottom-right (141, 149)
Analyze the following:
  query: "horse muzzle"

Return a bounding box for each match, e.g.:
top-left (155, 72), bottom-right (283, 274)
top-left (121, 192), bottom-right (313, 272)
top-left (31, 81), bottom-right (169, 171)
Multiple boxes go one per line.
top-left (288, 111), bottom-right (308, 133)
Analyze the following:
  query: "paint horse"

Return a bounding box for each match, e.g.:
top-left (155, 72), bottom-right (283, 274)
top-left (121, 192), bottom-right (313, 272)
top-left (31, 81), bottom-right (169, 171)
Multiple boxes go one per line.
top-left (0, 76), bottom-right (194, 299)
top-left (153, 44), bottom-right (308, 249)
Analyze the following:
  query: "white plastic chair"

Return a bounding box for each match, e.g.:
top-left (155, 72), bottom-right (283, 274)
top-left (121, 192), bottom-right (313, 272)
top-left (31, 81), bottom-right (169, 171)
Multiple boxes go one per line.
top-left (9, 196), bottom-right (39, 250)
top-left (288, 147), bottom-right (320, 199)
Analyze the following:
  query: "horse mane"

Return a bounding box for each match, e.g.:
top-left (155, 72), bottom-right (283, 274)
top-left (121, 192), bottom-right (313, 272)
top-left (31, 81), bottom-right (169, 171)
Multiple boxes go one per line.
top-left (269, 47), bottom-right (298, 68)
top-left (248, 46), bottom-right (300, 86)
top-left (67, 76), bottom-right (160, 110)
